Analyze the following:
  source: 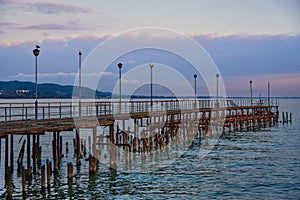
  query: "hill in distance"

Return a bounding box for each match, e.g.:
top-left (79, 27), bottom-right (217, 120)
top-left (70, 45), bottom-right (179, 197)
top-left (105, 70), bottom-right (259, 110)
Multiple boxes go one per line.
top-left (0, 80), bottom-right (112, 99)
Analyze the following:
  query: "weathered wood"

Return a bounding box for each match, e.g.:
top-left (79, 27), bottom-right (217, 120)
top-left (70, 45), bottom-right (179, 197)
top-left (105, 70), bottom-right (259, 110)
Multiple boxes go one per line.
top-left (46, 159), bottom-right (51, 188)
top-left (89, 155), bottom-right (98, 174)
top-left (17, 139), bottom-right (26, 174)
top-left (10, 134), bottom-right (14, 172)
top-left (41, 164), bottom-right (45, 189)
top-left (67, 162), bottom-right (73, 181)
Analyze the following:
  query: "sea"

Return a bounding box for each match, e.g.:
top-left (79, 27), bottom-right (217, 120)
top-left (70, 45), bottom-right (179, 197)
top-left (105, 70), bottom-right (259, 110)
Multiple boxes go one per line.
top-left (0, 98), bottom-right (299, 199)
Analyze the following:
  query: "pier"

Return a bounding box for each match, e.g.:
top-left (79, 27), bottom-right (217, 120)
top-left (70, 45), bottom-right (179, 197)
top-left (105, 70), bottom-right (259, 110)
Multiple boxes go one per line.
top-left (0, 98), bottom-right (280, 197)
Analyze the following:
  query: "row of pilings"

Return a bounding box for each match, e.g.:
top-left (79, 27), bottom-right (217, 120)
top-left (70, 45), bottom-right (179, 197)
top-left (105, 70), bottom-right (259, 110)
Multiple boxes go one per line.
top-left (1, 105), bottom-right (292, 198)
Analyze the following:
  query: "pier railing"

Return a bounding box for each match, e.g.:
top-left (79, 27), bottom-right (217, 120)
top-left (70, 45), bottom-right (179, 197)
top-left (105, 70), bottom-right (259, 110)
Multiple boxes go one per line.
top-left (0, 98), bottom-right (279, 123)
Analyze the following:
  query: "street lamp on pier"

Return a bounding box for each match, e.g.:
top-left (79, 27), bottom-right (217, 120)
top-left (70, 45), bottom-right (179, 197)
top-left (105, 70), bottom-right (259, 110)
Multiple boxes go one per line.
top-left (118, 63), bottom-right (123, 113)
top-left (194, 74), bottom-right (197, 108)
top-left (78, 51), bottom-right (82, 116)
top-left (216, 73), bottom-right (219, 107)
top-left (250, 80), bottom-right (253, 106)
top-left (149, 64), bottom-right (154, 108)
top-left (33, 45), bottom-right (40, 120)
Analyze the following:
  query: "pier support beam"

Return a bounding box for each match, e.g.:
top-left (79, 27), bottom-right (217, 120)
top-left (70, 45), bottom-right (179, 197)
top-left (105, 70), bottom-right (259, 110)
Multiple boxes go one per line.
top-left (10, 134), bottom-right (14, 172)
top-left (27, 134), bottom-right (31, 175)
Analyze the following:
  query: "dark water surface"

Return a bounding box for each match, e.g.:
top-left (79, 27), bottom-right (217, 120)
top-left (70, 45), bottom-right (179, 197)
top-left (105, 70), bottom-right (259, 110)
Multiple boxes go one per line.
top-left (1, 99), bottom-right (299, 199)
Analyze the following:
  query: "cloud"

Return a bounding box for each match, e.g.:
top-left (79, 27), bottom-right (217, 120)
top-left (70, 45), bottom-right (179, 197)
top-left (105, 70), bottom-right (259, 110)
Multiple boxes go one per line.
top-left (25, 2), bottom-right (91, 14)
top-left (0, 22), bottom-right (19, 29)
top-left (122, 79), bottom-right (141, 85)
top-left (10, 71), bottom-right (114, 78)
top-left (1, 1), bottom-right (91, 14)
top-left (1, 33), bottom-right (299, 96)
top-left (223, 72), bottom-right (300, 97)
top-left (19, 23), bottom-right (79, 31)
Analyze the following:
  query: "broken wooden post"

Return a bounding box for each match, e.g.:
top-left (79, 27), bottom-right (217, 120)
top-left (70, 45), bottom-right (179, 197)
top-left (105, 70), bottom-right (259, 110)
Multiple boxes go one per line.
top-left (52, 139), bottom-right (58, 174)
top-left (67, 162), bottom-right (73, 182)
top-left (41, 164), bottom-right (45, 190)
top-left (26, 134), bottom-right (31, 177)
top-left (66, 141), bottom-right (69, 155)
top-left (46, 159), bottom-right (51, 188)
top-left (76, 128), bottom-right (81, 168)
top-left (5, 136), bottom-right (8, 182)
top-left (89, 155), bottom-right (98, 174)
top-left (22, 166), bottom-right (26, 194)
top-left (10, 134), bottom-right (14, 172)
top-left (6, 167), bottom-right (12, 199)
top-left (17, 139), bottom-right (26, 174)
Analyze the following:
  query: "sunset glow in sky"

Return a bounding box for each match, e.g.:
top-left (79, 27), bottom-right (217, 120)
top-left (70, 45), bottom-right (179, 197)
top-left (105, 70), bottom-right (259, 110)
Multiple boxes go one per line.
top-left (1, 0), bottom-right (300, 97)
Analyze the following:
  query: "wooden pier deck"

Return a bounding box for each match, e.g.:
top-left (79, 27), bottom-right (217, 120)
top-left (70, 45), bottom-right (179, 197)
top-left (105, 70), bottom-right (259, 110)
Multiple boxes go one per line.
top-left (0, 99), bottom-right (280, 197)
top-left (0, 99), bottom-right (279, 136)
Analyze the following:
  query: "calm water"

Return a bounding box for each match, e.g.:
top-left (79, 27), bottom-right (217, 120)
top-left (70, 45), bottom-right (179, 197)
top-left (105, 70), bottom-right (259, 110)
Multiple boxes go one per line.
top-left (0, 99), bottom-right (299, 199)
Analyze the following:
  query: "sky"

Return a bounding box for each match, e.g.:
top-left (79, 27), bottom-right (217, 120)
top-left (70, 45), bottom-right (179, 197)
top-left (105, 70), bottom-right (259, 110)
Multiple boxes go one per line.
top-left (0, 0), bottom-right (300, 97)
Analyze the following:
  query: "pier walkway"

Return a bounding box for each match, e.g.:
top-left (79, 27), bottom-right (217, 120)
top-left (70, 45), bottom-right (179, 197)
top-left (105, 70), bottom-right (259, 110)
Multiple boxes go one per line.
top-left (0, 98), bottom-right (279, 197)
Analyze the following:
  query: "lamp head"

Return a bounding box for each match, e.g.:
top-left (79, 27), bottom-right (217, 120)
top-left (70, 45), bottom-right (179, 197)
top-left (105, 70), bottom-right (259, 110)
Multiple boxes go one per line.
top-left (118, 63), bottom-right (123, 69)
top-left (33, 48), bottom-right (40, 56)
top-left (149, 63), bottom-right (154, 68)
top-left (194, 74), bottom-right (197, 79)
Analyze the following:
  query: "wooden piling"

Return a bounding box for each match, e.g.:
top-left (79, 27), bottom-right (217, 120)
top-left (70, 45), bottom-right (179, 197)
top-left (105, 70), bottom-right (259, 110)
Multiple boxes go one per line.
top-left (92, 127), bottom-right (97, 156)
top-left (5, 136), bottom-right (8, 181)
top-left (89, 155), bottom-right (98, 174)
top-left (88, 135), bottom-right (91, 154)
top-left (41, 164), bottom-right (45, 189)
top-left (46, 159), bottom-right (51, 188)
top-left (83, 140), bottom-right (87, 157)
top-left (26, 134), bottom-right (31, 176)
top-left (37, 145), bottom-right (42, 167)
top-left (67, 162), bottom-right (73, 181)
top-left (73, 138), bottom-right (76, 155)
top-left (17, 139), bottom-right (26, 174)
top-left (32, 134), bottom-right (36, 174)
top-left (59, 135), bottom-right (63, 159)
top-left (10, 134), bottom-right (14, 172)
top-left (52, 135), bottom-right (58, 174)
top-left (6, 167), bottom-right (12, 199)
top-left (76, 128), bottom-right (81, 167)
top-left (22, 166), bottom-right (26, 193)
top-left (66, 141), bottom-right (69, 155)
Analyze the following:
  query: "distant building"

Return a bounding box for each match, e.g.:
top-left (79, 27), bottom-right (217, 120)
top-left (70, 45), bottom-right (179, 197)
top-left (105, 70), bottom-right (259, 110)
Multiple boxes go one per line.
top-left (16, 90), bottom-right (30, 94)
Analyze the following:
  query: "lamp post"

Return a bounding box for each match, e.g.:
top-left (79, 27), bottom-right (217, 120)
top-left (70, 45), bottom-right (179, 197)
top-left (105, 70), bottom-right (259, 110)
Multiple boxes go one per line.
top-left (194, 74), bottom-right (197, 108)
top-left (149, 64), bottom-right (154, 108)
top-left (78, 51), bottom-right (82, 116)
top-left (268, 81), bottom-right (270, 107)
top-left (118, 63), bottom-right (123, 113)
top-left (216, 73), bottom-right (219, 107)
top-left (33, 45), bottom-right (40, 120)
top-left (32, 45), bottom-right (40, 174)
top-left (250, 80), bottom-right (253, 106)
